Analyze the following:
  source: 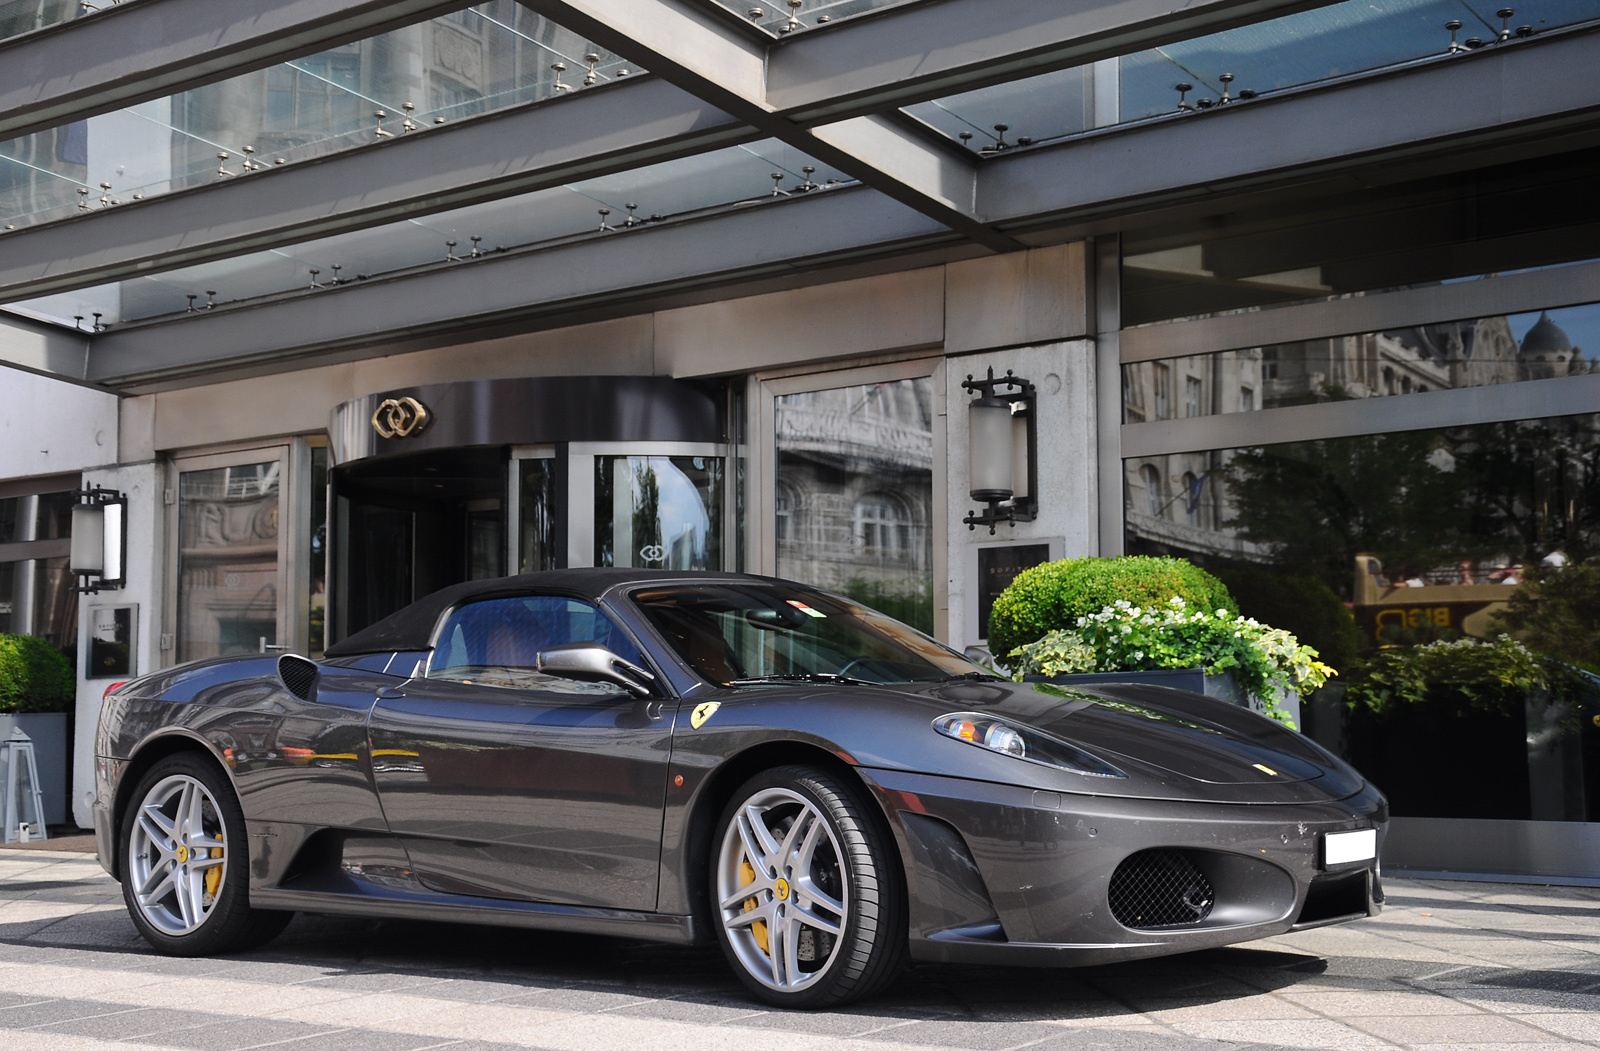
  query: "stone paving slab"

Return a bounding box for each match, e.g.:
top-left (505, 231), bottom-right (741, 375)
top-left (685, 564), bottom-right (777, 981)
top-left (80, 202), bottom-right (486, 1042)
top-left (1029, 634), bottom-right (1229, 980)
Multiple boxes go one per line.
top-left (1, 848), bottom-right (1599, 1050)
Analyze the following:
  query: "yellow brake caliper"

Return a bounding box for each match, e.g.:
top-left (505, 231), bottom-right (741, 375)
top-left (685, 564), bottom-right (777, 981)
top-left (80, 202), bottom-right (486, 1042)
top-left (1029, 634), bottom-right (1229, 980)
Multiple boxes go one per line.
top-left (740, 859), bottom-right (769, 955)
top-left (203, 846), bottom-right (223, 904)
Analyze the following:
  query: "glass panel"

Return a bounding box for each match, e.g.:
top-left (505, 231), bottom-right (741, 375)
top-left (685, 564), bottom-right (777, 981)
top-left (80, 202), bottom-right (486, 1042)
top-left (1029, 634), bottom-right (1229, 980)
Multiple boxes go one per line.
top-left (518, 458), bottom-right (558, 573)
top-left (0, 2), bottom-right (636, 229)
top-left (910, 0), bottom-right (1599, 153)
top-left (32, 490), bottom-right (73, 540)
top-left (707, 0), bottom-right (924, 36)
top-left (0, 560), bottom-right (15, 633)
top-left (1123, 412), bottom-right (1600, 822)
top-left (775, 377), bottom-right (934, 633)
top-left (1124, 302), bottom-right (1600, 423)
top-left (0, 0), bottom-right (89, 42)
top-left (594, 456), bottom-right (723, 570)
top-left (15, 140), bottom-right (851, 327)
top-left (0, 497), bottom-right (19, 544)
top-left (176, 460), bottom-right (281, 662)
top-left (1121, 145), bottom-right (1600, 326)
top-left (428, 593), bottom-right (642, 695)
top-left (30, 555), bottom-right (75, 671)
top-left (308, 445), bottom-right (328, 658)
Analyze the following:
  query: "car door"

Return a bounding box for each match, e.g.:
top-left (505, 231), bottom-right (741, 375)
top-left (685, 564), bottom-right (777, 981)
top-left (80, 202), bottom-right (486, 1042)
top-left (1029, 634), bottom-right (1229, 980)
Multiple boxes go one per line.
top-left (367, 592), bottom-right (674, 910)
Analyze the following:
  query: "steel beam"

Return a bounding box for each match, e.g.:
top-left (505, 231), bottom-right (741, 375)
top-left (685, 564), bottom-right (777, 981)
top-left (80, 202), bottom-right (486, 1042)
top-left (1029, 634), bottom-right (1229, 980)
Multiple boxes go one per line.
top-left (0, 0), bottom-right (477, 142)
top-left (979, 25), bottom-right (1600, 231)
top-left (0, 311), bottom-right (88, 380)
top-left (517, 0), bottom-right (1020, 250)
top-left (85, 187), bottom-right (953, 385)
top-left (0, 80), bottom-right (747, 303)
top-left (768, 0), bottom-right (1339, 124)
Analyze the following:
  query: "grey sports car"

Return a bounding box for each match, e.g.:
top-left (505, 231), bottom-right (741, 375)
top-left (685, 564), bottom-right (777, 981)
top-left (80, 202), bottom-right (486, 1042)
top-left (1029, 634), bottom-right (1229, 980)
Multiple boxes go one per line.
top-left (95, 570), bottom-right (1386, 1007)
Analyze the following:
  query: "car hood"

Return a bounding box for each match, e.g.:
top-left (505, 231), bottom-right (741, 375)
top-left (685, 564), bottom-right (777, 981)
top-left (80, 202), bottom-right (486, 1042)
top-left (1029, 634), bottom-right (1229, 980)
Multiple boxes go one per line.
top-left (860, 677), bottom-right (1366, 804)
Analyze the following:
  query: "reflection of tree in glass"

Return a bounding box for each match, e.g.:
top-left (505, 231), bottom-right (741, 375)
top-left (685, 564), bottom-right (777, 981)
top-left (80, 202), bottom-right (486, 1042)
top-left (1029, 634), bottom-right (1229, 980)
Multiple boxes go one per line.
top-left (1494, 562), bottom-right (1600, 673)
top-left (1222, 430), bottom-right (1460, 600)
top-left (632, 459), bottom-right (661, 561)
top-left (1221, 415), bottom-right (1600, 602)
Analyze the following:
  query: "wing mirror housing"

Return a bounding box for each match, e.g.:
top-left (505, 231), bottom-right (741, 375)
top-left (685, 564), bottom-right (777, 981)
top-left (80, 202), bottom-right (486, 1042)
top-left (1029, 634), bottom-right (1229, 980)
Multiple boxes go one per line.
top-left (536, 642), bottom-right (656, 698)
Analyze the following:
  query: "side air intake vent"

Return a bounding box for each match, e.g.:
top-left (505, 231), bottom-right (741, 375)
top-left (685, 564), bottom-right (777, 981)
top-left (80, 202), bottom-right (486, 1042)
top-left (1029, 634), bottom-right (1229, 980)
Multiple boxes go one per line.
top-left (277, 654), bottom-right (319, 701)
top-left (1109, 849), bottom-right (1216, 930)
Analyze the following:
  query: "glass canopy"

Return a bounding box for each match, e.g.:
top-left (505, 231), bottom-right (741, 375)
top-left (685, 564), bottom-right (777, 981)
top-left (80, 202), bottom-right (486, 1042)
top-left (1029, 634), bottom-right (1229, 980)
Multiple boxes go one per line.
top-left (707, 0), bottom-right (921, 36)
top-left (0, 0), bottom-right (123, 43)
top-left (11, 141), bottom-right (853, 328)
top-left (0, 1), bottom-right (635, 229)
top-left (908, 0), bottom-right (1600, 152)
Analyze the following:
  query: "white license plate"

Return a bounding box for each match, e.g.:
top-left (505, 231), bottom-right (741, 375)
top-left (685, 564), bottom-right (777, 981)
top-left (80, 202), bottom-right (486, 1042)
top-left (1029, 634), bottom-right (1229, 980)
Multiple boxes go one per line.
top-left (1324, 828), bottom-right (1376, 866)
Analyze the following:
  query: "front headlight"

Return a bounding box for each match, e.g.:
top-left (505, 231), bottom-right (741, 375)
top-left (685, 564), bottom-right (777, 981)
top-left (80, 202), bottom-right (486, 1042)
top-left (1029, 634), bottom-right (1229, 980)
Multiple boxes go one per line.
top-left (933, 712), bottom-right (1125, 778)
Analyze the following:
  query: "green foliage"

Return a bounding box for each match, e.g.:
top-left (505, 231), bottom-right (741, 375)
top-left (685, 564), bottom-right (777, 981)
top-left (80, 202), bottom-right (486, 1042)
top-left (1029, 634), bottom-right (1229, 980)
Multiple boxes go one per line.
top-left (1213, 564), bottom-right (1362, 672)
top-left (1492, 561), bottom-right (1600, 673)
top-left (0, 635), bottom-right (74, 714)
top-left (1344, 636), bottom-right (1598, 720)
top-left (1008, 597), bottom-right (1333, 726)
top-left (844, 576), bottom-right (933, 635)
top-left (988, 556), bottom-right (1236, 659)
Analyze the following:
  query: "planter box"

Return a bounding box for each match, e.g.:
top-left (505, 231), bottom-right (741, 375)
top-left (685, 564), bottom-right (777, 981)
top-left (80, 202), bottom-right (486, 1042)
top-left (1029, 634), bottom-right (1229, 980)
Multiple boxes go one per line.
top-left (1028, 668), bottom-right (1301, 728)
top-left (0, 713), bottom-right (68, 827)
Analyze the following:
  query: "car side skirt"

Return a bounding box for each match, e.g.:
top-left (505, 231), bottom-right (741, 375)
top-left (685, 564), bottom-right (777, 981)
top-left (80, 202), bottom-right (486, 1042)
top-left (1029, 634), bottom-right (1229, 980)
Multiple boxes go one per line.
top-left (249, 881), bottom-right (698, 945)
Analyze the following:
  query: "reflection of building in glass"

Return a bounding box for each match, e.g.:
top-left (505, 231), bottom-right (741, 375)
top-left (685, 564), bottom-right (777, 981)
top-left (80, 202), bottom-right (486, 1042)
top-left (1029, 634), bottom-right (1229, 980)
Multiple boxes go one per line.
top-left (177, 464), bottom-right (281, 662)
top-left (776, 380), bottom-right (934, 630)
top-left (1127, 317), bottom-right (1598, 646)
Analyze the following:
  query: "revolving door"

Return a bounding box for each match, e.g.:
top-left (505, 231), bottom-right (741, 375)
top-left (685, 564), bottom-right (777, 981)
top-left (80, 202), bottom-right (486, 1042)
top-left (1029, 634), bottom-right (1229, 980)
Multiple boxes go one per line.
top-left (328, 378), bottom-right (732, 643)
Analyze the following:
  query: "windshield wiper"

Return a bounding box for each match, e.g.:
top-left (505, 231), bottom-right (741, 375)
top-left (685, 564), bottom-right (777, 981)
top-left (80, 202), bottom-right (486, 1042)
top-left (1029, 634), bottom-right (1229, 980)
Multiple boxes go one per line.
top-left (726, 673), bottom-right (878, 687)
top-left (938, 671), bottom-right (1005, 682)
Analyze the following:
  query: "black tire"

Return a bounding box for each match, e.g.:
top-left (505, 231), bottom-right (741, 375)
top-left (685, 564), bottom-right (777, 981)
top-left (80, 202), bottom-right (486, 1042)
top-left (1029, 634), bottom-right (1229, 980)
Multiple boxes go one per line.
top-left (120, 753), bottom-right (291, 956)
top-left (711, 764), bottom-right (906, 1008)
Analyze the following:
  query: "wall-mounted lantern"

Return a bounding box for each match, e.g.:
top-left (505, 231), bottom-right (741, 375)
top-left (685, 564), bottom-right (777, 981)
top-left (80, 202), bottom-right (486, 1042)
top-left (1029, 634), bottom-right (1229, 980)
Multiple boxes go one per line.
top-left (963, 367), bottom-right (1037, 534)
top-left (70, 486), bottom-right (126, 594)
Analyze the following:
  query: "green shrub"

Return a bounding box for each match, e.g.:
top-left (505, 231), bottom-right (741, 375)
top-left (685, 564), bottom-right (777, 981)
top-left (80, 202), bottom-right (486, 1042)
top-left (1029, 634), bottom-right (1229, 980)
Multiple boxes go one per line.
top-left (0, 635), bottom-right (74, 714)
top-left (1343, 636), bottom-right (1598, 720)
top-left (988, 556), bottom-right (1236, 659)
top-left (1213, 564), bottom-right (1362, 673)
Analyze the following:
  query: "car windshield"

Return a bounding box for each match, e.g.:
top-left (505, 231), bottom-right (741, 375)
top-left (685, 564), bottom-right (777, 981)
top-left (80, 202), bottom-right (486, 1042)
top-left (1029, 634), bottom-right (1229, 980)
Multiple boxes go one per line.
top-left (629, 583), bottom-right (994, 687)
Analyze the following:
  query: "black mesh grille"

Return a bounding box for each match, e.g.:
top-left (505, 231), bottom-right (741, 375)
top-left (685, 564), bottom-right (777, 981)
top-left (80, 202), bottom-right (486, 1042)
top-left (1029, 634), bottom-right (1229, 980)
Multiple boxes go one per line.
top-left (277, 655), bottom-right (319, 700)
top-left (1108, 849), bottom-right (1215, 929)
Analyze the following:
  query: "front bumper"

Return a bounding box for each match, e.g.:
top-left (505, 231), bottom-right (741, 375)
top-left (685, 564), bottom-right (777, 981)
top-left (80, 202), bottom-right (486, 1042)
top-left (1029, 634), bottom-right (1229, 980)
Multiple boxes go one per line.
top-left (860, 767), bottom-right (1385, 966)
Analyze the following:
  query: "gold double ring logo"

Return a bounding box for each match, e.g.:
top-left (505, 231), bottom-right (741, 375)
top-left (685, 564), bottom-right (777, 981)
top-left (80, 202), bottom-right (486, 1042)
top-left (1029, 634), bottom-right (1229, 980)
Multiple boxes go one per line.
top-left (370, 396), bottom-right (430, 439)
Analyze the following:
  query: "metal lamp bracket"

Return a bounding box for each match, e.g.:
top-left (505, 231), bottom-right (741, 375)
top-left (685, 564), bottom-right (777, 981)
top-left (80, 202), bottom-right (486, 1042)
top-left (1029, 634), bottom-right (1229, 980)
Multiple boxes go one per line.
top-left (962, 367), bottom-right (1038, 534)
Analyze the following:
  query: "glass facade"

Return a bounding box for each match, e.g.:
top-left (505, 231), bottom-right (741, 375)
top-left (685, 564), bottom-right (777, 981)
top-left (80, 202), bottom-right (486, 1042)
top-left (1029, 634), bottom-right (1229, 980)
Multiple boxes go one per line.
top-left (16, 140), bottom-right (851, 327)
top-left (908, 0), bottom-right (1600, 153)
top-left (1123, 301), bottom-right (1600, 423)
top-left (0, 2), bottom-right (633, 230)
top-left (1126, 410), bottom-right (1600, 822)
top-left (774, 377), bottom-right (935, 633)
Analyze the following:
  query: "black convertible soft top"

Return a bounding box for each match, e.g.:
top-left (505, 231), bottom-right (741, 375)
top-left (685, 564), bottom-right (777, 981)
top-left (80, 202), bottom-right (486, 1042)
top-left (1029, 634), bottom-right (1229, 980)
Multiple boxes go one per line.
top-left (323, 568), bottom-right (762, 656)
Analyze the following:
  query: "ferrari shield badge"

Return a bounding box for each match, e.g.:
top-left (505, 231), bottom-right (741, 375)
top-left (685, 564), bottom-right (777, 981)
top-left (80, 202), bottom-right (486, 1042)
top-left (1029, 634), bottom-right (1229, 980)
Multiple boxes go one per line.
top-left (690, 701), bottom-right (721, 729)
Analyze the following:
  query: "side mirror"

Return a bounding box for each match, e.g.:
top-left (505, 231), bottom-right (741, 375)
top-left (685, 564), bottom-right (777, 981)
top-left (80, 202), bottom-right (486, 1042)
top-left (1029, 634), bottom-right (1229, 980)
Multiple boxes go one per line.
top-left (536, 642), bottom-right (656, 698)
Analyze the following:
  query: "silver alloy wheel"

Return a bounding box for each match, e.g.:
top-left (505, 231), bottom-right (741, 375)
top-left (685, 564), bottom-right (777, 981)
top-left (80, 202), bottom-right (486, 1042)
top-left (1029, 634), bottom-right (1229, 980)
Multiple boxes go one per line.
top-left (716, 787), bottom-right (849, 992)
top-left (127, 773), bottom-right (228, 936)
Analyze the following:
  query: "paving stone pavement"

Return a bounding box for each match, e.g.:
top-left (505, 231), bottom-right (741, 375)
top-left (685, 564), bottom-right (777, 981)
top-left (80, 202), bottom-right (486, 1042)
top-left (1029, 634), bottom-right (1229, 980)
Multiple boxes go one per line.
top-left (1, 849), bottom-right (1599, 1051)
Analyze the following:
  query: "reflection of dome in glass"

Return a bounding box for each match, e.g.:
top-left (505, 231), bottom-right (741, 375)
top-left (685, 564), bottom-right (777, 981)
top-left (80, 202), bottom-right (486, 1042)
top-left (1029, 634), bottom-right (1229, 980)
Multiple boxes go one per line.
top-left (1520, 311), bottom-right (1573, 362)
